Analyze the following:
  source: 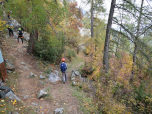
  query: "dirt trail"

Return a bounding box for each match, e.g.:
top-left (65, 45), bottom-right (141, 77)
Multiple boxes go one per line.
top-left (3, 35), bottom-right (83, 114)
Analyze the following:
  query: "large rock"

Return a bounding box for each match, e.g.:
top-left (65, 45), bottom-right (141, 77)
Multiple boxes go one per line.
top-left (48, 73), bottom-right (61, 82)
top-left (39, 75), bottom-right (45, 79)
top-left (11, 19), bottom-right (21, 30)
top-left (72, 70), bottom-right (81, 78)
top-left (23, 32), bottom-right (30, 41)
top-left (71, 70), bottom-right (82, 86)
top-left (30, 72), bottom-right (37, 77)
top-left (54, 70), bottom-right (59, 76)
top-left (5, 91), bottom-right (20, 101)
top-left (37, 89), bottom-right (48, 99)
top-left (55, 108), bottom-right (64, 114)
top-left (5, 59), bottom-right (15, 71)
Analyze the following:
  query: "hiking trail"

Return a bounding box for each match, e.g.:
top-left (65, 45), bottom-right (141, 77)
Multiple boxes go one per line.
top-left (2, 33), bottom-right (84, 114)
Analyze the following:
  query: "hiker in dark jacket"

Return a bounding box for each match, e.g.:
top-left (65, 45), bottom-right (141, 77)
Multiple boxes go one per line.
top-left (17, 28), bottom-right (23, 44)
top-left (60, 58), bottom-right (68, 83)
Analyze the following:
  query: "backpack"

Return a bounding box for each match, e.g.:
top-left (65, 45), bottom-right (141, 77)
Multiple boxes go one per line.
top-left (60, 63), bottom-right (66, 72)
top-left (19, 30), bottom-right (23, 36)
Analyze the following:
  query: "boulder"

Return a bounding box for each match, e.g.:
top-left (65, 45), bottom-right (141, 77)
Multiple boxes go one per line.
top-left (0, 86), bottom-right (13, 99)
top-left (55, 108), bottom-right (64, 114)
top-left (21, 62), bottom-right (25, 65)
top-left (5, 91), bottom-right (20, 101)
top-left (37, 89), bottom-right (48, 99)
top-left (48, 73), bottom-right (61, 82)
top-left (72, 81), bottom-right (77, 86)
top-left (30, 72), bottom-right (37, 77)
top-left (54, 70), bottom-right (59, 76)
top-left (23, 32), bottom-right (30, 41)
top-left (71, 70), bottom-right (82, 87)
top-left (73, 70), bottom-right (79, 76)
top-left (5, 59), bottom-right (15, 71)
top-left (39, 75), bottom-right (45, 79)
top-left (11, 19), bottom-right (21, 30)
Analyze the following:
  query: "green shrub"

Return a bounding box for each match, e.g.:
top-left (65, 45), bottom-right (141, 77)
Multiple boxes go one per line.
top-left (34, 32), bottom-right (65, 63)
top-left (67, 49), bottom-right (76, 61)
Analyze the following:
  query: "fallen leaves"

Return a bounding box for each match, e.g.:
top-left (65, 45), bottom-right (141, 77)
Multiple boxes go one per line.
top-left (13, 100), bottom-right (17, 105)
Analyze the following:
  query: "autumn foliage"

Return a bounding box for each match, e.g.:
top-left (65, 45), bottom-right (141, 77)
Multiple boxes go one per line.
top-left (81, 44), bottom-right (152, 113)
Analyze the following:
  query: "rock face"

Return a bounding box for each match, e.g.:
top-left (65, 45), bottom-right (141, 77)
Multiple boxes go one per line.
top-left (55, 108), bottom-right (64, 114)
top-left (37, 89), bottom-right (48, 99)
top-left (48, 73), bottom-right (61, 82)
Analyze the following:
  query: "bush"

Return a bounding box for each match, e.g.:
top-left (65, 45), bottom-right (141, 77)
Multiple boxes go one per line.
top-left (67, 49), bottom-right (76, 61)
top-left (34, 32), bottom-right (65, 63)
top-left (81, 66), bottom-right (94, 77)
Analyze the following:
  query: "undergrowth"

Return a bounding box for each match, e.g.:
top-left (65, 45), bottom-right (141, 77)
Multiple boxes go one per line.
top-left (72, 87), bottom-right (98, 114)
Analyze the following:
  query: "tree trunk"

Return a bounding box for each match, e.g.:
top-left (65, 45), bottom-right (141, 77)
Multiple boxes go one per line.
top-left (27, 29), bottom-right (38, 54)
top-left (103, 0), bottom-right (116, 72)
top-left (132, 0), bottom-right (144, 77)
top-left (91, 0), bottom-right (94, 38)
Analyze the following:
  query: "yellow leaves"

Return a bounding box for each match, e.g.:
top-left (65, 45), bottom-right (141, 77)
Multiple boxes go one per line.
top-left (13, 100), bottom-right (17, 105)
top-left (0, 20), bottom-right (6, 31)
top-left (1, 111), bottom-right (5, 113)
top-left (1, 100), bottom-right (4, 102)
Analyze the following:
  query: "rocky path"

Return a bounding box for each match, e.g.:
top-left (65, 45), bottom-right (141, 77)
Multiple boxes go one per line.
top-left (2, 34), bottom-right (83, 114)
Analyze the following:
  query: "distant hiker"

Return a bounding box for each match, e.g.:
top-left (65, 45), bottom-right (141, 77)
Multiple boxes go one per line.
top-left (7, 23), bottom-right (14, 37)
top-left (60, 58), bottom-right (68, 83)
top-left (7, 10), bottom-right (12, 19)
top-left (0, 1), bottom-right (3, 5)
top-left (17, 28), bottom-right (23, 44)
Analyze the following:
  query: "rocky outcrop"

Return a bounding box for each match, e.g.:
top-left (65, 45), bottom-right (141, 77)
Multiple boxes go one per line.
top-left (23, 32), bottom-right (30, 41)
top-left (71, 70), bottom-right (81, 86)
top-left (11, 19), bottom-right (21, 30)
top-left (48, 72), bottom-right (61, 82)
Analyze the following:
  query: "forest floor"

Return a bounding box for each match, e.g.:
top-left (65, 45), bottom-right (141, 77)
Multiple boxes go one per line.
top-left (1, 33), bottom-right (85, 114)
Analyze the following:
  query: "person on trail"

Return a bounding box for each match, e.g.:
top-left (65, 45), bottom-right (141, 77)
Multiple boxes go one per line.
top-left (7, 10), bottom-right (12, 19)
top-left (60, 58), bottom-right (68, 83)
top-left (7, 23), bottom-right (14, 37)
top-left (17, 28), bottom-right (23, 44)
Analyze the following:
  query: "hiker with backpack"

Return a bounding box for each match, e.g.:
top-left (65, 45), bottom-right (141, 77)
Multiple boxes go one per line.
top-left (17, 28), bottom-right (23, 44)
top-left (60, 58), bottom-right (68, 83)
top-left (7, 23), bottom-right (14, 37)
